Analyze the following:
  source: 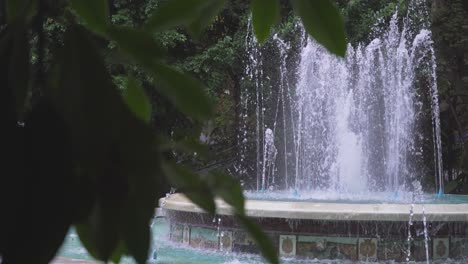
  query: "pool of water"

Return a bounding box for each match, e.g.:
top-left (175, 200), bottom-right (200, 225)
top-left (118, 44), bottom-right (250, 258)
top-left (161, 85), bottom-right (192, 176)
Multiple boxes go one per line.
top-left (244, 190), bottom-right (468, 204)
top-left (57, 218), bottom-right (468, 264)
top-left (58, 219), bottom-right (298, 264)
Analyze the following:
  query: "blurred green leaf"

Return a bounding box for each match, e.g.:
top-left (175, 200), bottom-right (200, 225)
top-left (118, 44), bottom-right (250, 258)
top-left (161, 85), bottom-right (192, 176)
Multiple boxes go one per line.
top-left (0, 125), bottom-right (25, 255)
top-left (107, 26), bottom-right (164, 67)
top-left (118, 117), bottom-right (158, 264)
top-left (94, 198), bottom-right (124, 261)
top-left (122, 199), bottom-right (151, 264)
top-left (201, 171), bottom-right (276, 263)
top-left (48, 25), bottom-right (127, 261)
top-left (204, 171), bottom-right (245, 215)
top-left (251, 0), bottom-right (279, 42)
top-left (122, 77), bottom-right (152, 123)
top-left (237, 214), bottom-right (278, 264)
top-left (291, 0), bottom-right (346, 57)
top-left (145, 0), bottom-right (206, 31)
top-left (1, 102), bottom-right (74, 264)
top-left (0, 23), bottom-right (30, 120)
top-left (75, 223), bottom-right (126, 263)
top-left (9, 24), bottom-right (30, 118)
top-left (50, 24), bottom-right (160, 263)
top-left (70, 0), bottom-right (109, 34)
top-left (84, 146), bottom-right (130, 262)
top-left (145, 0), bottom-right (225, 37)
top-left (110, 240), bottom-right (125, 264)
top-left (48, 25), bottom-right (122, 165)
top-left (6, 0), bottom-right (24, 22)
top-left (76, 204), bottom-right (122, 262)
top-left (162, 162), bottom-right (216, 214)
top-left (187, 0), bottom-right (225, 38)
top-left (150, 63), bottom-right (213, 121)
top-left (75, 223), bottom-right (100, 260)
top-left (6, 0), bottom-right (36, 22)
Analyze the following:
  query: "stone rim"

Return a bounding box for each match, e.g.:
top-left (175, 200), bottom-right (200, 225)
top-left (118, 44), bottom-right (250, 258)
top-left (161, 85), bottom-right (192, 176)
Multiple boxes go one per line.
top-left (161, 193), bottom-right (468, 222)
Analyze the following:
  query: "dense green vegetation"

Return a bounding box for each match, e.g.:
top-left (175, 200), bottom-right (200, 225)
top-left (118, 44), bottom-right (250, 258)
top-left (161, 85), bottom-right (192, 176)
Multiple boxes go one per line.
top-left (0, 0), bottom-right (466, 263)
top-left (0, 0), bottom-right (347, 263)
top-left (432, 0), bottom-right (468, 193)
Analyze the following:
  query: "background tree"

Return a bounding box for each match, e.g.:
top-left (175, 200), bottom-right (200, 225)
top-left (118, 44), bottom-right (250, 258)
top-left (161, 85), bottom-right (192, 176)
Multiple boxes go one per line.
top-left (431, 0), bottom-right (468, 193)
top-left (0, 0), bottom-right (347, 263)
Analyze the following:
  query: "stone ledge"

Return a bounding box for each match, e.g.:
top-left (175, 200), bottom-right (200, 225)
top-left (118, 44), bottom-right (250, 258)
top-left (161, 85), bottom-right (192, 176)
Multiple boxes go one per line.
top-left (51, 257), bottom-right (101, 264)
top-left (160, 193), bottom-right (468, 222)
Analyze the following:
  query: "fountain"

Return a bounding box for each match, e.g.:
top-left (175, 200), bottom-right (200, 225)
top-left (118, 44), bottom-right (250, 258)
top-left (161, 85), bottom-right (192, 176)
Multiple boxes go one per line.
top-left (161, 0), bottom-right (468, 262)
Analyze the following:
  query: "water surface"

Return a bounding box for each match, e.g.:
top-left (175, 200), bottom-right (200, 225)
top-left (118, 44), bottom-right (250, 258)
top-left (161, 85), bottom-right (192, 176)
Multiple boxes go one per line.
top-left (57, 218), bottom-right (468, 264)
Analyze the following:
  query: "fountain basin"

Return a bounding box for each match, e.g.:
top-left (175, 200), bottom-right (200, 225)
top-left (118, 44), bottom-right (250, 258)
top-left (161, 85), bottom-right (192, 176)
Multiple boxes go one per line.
top-left (161, 193), bottom-right (468, 262)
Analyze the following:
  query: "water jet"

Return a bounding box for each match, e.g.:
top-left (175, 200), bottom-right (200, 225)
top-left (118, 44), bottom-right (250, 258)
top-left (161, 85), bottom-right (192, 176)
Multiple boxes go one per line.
top-left (161, 0), bottom-right (468, 262)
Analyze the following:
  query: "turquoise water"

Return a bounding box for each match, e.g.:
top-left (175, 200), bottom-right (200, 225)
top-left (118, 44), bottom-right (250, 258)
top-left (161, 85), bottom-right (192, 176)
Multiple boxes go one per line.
top-left (58, 219), bottom-right (359, 263)
top-left (58, 219), bottom-right (283, 264)
top-left (57, 219), bottom-right (467, 264)
top-left (58, 219), bottom-right (271, 264)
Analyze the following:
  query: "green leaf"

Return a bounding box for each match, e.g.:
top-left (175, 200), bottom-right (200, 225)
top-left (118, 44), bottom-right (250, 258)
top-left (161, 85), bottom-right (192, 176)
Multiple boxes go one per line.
top-left (75, 224), bottom-right (99, 259)
top-left (70, 0), bottom-right (109, 34)
top-left (48, 26), bottom-right (124, 261)
top-left (145, 0), bottom-right (206, 31)
top-left (145, 0), bottom-right (225, 37)
top-left (162, 162), bottom-right (216, 214)
top-left (93, 201), bottom-right (124, 261)
top-left (76, 206), bottom-right (122, 262)
top-left (149, 63), bottom-right (213, 121)
top-left (122, 199), bottom-right (152, 264)
top-left (50, 26), bottom-right (161, 263)
top-left (110, 240), bottom-right (126, 264)
top-left (6, 0), bottom-right (24, 21)
top-left (107, 26), bottom-right (164, 67)
top-left (118, 121), bottom-right (158, 264)
top-left (204, 171), bottom-right (245, 215)
top-left (0, 28), bottom-right (14, 122)
top-left (291, 0), bottom-right (346, 57)
top-left (6, 0), bottom-right (36, 22)
top-left (251, 0), bottom-right (280, 42)
top-left (122, 77), bottom-right (151, 123)
top-left (0, 23), bottom-right (30, 120)
top-left (75, 217), bottom-right (126, 263)
top-left (50, 25), bottom-right (159, 263)
top-left (1, 102), bottom-right (74, 264)
top-left (237, 214), bottom-right (278, 264)
top-left (9, 25), bottom-right (30, 118)
top-left (187, 0), bottom-right (226, 38)
top-left (47, 25), bottom-right (123, 164)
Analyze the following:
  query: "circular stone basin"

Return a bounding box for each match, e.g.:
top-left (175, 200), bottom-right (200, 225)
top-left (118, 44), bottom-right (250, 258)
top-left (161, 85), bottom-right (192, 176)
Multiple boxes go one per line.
top-left (161, 193), bottom-right (468, 262)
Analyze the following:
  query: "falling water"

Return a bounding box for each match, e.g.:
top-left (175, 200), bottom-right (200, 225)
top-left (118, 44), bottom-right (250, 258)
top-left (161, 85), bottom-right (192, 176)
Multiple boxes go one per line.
top-left (262, 128), bottom-right (277, 191)
top-left (272, 35), bottom-right (295, 190)
top-left (239, 0), bottom-right (443, 196)
top-left (406, 203), bottom-right (414, 261)
top-left (237, 19), bottom-right (300, 191)
top-left (292, 9), bottom-right (442, 194)
top-left (237, 17), bottom-right (264, 191)
top-left (422, 205), bottom-right (430, 263)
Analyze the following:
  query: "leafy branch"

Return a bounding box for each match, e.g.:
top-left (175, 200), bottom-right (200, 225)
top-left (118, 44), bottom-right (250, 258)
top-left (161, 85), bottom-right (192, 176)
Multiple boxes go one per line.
top-left (0, 0), bottom-right (346, 263)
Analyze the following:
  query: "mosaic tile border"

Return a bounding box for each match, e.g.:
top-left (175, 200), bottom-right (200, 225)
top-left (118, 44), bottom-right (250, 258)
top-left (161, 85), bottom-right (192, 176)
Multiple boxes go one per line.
top-left (169, 223), bottom-right (466, 262)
